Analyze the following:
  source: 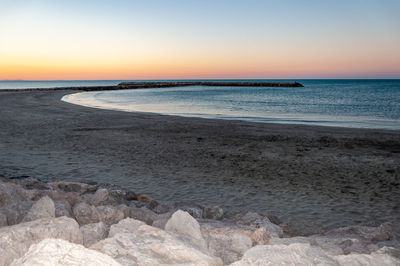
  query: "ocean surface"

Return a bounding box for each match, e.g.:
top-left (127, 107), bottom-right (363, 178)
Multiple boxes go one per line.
top-left (0, 80), bottom-right (125, 90)
top-left (2, 79), bottom-right (399, 130)
top-left (60, 79), bottom-right (400, 130)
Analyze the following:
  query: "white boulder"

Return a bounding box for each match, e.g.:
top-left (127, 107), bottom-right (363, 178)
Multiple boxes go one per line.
top-left (230, 243), bottom-right (337, 266)
top-left (80, 222), bottom-right (108, 247)
top-left (11, 238), bottom-right (121, 266)
top-left (96, 205), bottom-right (125, 225)
top-left (108, 218), bottom-right (145, 237)
top-left (0, 217), bottom-right (82, 265)
top-left (165, 210), bottom-right (207, 249)
top-left (22, 196), bottom-right (55, 223)
top-left (201, 223), bottom-right (253, 264)
top-left (91, 224), bottom-right (222, 266)
top-left (72, 202), bottom-right (101, 225)
top-left (334, 250), bottom-right (400, 266)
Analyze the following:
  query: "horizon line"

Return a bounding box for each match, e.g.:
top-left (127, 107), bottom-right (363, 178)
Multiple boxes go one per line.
top-left (1, 78), bottom-right (400, 82)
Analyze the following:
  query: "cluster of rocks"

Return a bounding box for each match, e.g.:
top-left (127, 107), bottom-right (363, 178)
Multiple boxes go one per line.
top-left (1, 175), bottom-right (399, 265)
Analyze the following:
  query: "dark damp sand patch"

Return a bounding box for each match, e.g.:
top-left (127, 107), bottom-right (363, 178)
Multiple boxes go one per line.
top-left (0, 89), bottom-right (399, 231)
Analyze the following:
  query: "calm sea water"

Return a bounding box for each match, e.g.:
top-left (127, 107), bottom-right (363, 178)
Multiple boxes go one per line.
top-left (0, 80), bottom-right (125, 90)
top-left (2, 79), bottom-right (399, 130)
top-left (60, 79), bottom-right (400, 130)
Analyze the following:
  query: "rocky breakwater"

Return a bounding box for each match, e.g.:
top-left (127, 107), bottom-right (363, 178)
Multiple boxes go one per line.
top-left (0, 81), bottom-right (303, 92)
top-left (0, 174), bottom-right (399, 265)
top-left (117, 81), bottom-right (304, 89)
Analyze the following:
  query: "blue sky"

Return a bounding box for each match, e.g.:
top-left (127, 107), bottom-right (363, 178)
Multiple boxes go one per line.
top-left (1, 0), bottom-right (399, 79)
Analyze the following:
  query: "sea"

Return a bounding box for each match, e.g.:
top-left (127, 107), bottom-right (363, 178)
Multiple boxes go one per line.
top-left (2, 79), bottom-right (400, 130)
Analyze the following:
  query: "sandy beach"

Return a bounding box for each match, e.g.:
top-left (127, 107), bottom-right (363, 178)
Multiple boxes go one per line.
top-left (1, 89), bottom-right (399, 231)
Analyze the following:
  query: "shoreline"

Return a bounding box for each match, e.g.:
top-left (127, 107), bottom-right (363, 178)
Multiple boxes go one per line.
top-left (0, 89), bottom-right (399, 231)
top-left (62, 93), bottom-right (400, 132)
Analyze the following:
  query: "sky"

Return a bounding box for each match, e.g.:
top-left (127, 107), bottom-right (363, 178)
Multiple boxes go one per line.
top-left (1, 0), bottom-right (399, 80)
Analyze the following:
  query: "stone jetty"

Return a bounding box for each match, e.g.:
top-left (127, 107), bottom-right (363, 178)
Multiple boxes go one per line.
top-left (0, 81), bottom-right (304, 92)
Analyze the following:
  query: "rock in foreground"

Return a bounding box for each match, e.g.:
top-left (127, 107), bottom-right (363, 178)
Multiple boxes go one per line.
top-left (91, 220), bottom-right (222, 266)
top-left (165, 210), bottom-right (207, 249)
top-left (80, 222), bottom-right (108, 247)
top-left (22, 196), bottom-right (55, 223)
top-left (11, 238), bottom-right (121, 266)
top-left (230, 243), bottom-right (337, 265)
top-left (0, 217), bottom-right (82, 266)
top-left (230, 243), bottom-right (400, 266)
top-left (0, 177), bottom-right (399, 265)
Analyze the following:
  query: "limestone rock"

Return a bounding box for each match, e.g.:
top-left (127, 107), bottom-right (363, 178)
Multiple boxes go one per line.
top-left (10, 176), bottom-right (51, 191)
top-left (116, 204), bottom-right (131, 218)
top-left (85, 186), bottom-right (134, 207)
top-left (96, 183), bottom-right (137, 202)
top-left (376, 246), bottom-right (400, 259)
top-left (334, 248), bottom-right (400, 265)
top-left (141, 199), bottom-right (159, 211)
top-left (252, 227), bottom-right (273, 245)
top-left (152, 212), bottom-right (172, 229)
top-left (127, 206), bottom-right (159, 225)
top-left (230, 242), bottom-right (400, 265)
top-left (201, 223), bottom-right (253, 264)
top-left (152, 203), bottom-right (172, 214)
top-left (0, 213), bottom-right (7, 227)
top-left (269, 236), bottom-right (344, 256)
top-left (202, 205), bottom-right (224, 220)
top-left (236, 211), bottom-right (264, 226)
top-left (0, 217), bottom-right (82, 265)
top-left (108, 218), bottom-right (145, 237)
top-left (11, 238), bottom-right (121, 266)
top-left (90, 188), bottom-right (109, 206)
top-left (91, 224), bottom-right (222, 266)
top-left (177, 207), bottom-right (203, 219)
top-left (96, 205), bottom-right (125, 225)
top-left (72, 202), bottom-right (100, 225)
top-left (0, 181), bottom-right (31, 206)
top-left (317, 235), bottom-right (376, 255)
top-left (0, 201), bottom-right (34, 226)
top-left (326, 224), bottom-right (391, 243)
top-left (261, 220), bottom-right (284, 238)
top-left (230, 243), bottom-right (338, 266)
top-left (268, 236), bottom-right (312, 245)
top-left (171, 201), bottom-right (204, 218)
top-left (236, 211), bottom-right (283, 238)
top-left (22, 196), bottom-right (55, 223)
top-left (54, 200), bottom-right (73, 218)
top-left (46, 190), bottom-right (81, 206)
top-left (80, 222), bottom-right (108, 247)
top-left (377, 240), bottom-right (400, 250)
top-left (268, 233), bottom-right (382, 256)
top-left (165, 210), bottom-right (207, 249)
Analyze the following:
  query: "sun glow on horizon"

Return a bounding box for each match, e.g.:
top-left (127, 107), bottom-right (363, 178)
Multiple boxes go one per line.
top-left (1, 0), bottom-right (400, 80)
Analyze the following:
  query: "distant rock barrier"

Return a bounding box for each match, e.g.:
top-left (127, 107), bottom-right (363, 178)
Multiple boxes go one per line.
top-left (117, 81), bottom-right (304, 89)
top-left (0, 81), bottom-right (304, 92)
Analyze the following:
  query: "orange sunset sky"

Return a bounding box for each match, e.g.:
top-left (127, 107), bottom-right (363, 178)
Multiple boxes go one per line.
top-left (1, 0), bottom-right (400, 80)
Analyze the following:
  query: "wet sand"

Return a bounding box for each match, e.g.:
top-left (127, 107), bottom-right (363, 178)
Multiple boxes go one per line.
top-left (0, 89), bottom-right (399, 230)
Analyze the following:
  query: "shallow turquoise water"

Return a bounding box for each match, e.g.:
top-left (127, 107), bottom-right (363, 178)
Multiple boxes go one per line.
top-left (62, 79), bottom-right (400, 130)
